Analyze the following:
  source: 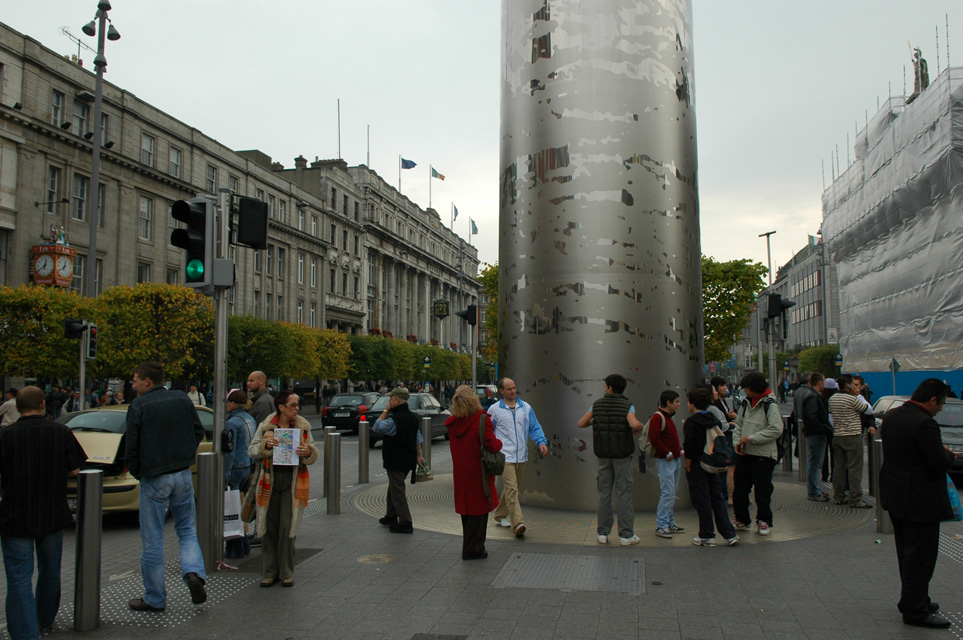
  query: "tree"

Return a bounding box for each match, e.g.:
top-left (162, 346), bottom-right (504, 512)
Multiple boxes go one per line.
top-left (314, 328), bottom-right (350, 380)
top-left (702, 256), bottom-right (768, 364)
top-left (478, 262), bottom-right (498, 365)
top-left (227, 315), bottom-right (293, 382)
top-left (797, 344), bottom-right (841, 378)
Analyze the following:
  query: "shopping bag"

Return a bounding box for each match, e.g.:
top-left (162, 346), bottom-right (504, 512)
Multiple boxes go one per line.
top-left (415, 461), bottom-right (434, 482)
top-left (224, 489), bottom-right (244, 539)
top-left (947, 474), bottom-right (962, 522)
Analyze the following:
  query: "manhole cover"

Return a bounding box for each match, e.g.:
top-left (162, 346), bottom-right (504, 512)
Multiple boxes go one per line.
top-left (358, 554), bottom-right (396, 564)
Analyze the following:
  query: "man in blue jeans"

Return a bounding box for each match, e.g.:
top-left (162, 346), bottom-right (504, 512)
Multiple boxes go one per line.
top-left (0, 387), bottom-right (82, 639)
top-left (797, 373), bottom-right (832, 501)
top-left (125, 362), bottom-right (207, 611)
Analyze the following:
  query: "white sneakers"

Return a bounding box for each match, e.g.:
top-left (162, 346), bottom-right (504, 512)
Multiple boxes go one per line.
top-left (497, 518), bottom-right (511, 528)
top-left (597, 534), bottom-right (607, 544)
top-left (619, 535), bottom-right (641, 546)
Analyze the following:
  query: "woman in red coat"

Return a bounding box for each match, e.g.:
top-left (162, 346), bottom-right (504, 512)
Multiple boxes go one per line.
top-left (445, 385), bottom-right (503, 560)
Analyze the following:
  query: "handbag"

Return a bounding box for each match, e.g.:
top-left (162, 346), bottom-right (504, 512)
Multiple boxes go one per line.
top-left (415, 461), bottom-right (434, 482)
top-left (223, 489), bottom-right (244, 539)
top-left (947, 474), bottom-right (962, 522)
top-left (240, 469), bottom-right (259, 523)
top-left (479, 414), bottom-right (505, 476)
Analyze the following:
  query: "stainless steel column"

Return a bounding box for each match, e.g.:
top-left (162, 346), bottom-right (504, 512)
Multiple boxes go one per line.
top-left (74, 469), bottom-right (102, 632)
top-left (873, 438), bottom-right (892, 534)
top-left (420, 416), bottom-right (432, 467)
top-left (782, 417), bottom-right (793, 472)
top-left (866, 433), bottom-right (876, 497)
top-left (358, 419), bottom-right (370, 484)
top-left (797, 419), bottom-right (807, 482)
top-left (326, 432), bottom-right (341, 515)
top-left (499, 0), bottom-right (700, 510)
top-left (323, 426), bottom-right (335, 497)
top-left (196, 452), bottom-right (217, 573)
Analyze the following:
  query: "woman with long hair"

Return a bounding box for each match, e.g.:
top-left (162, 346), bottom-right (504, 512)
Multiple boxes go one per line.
top-left (445, 385), bottom-right (502, 560)
top-left (248, 390), bottom-right (318, 586)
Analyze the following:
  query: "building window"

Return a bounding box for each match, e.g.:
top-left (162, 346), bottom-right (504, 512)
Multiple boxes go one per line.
top-left (72, 101), bottom-right (89, 135)
top-left (297, 253), bottom-right (305, 284)
top-left (330, 268), bottom-right (336, 292)
top-left (253, 291), bottom-right (260, 317)
top-left (342, 230), bottom-right (348, 251)
top-left (229, 175), bottom-right (239, 194)
top-left (268, 194), bottom-right (276, 219)
top-left (141, 133), bottom-right (154, 166)
top-left (354, 276), bottom-right (359, 296)
top-left (298, 209), bottom-right (305, 231)
top-left (297, 300), bottom-right (304, 324)
top-left (166, 268), bottom-right (178, 285)
top-left (330, 187), bottom-right (336, 208)
top-left (71, 174), bottom-right (89, 221)
top-left (168, 203), bottom-right (180, 231)
top-left (169, 147), bottom-right (182, 178)
top-left (70, 254), bottom-right (85, 293)
top-left (279, 199), bottom-right (286, 224)
top-left (311, 215), bottom-right (318, 237)
top-left (310, 258), bottom-right (317, 288)
top-left (266, 245), bottom-right (274, 276)
top-left (100, 113), bottom-right (109, 140)
top-left (256, 188), bottom-right (264, 201)
top-left (310, 302), bottom-right (317, 327)
top-left (277, 248), bottom-right (285, 279)
top-left (51, 90), bottom-right (65, 126)
top-left (254, 249), bottom-right (262, 273)
top-left (46, 167), bottom-right (62, 214)
top-left (354, 235), bottom-right (360, 256)
top-left (343, 195), bottom-right (348, 215)
top-left (342, 273), bottom-right (348, 296)
top-left (277, 295), bottom-right (283, 321)
top-left (137, 262), bottom-right (151, 283)
top-left (354, 201), bottom-right (360, 221)
top-left (266, 294), bottom-right (272, 320)
top-left (206, 164), bottom-right (217, 193)
top-left (138, 196), bottom-right (153, 240)
top-left (330, 224), bottom-right (337, 244)
top-left (96, 183), bottom-right (105, 228)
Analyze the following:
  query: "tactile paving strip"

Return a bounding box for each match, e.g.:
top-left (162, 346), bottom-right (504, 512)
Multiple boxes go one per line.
top-left (347, 473), bottom-right (877, 546)
top-left (492, 552), bottom-right (645, 595)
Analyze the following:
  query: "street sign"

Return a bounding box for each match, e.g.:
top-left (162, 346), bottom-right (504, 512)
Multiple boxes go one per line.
top-left (423, 356), bottom-right (430, 369)
top-left (889, 358), bottom-right (900, 373)
top-left (834, 353), bottom-right (843, 367)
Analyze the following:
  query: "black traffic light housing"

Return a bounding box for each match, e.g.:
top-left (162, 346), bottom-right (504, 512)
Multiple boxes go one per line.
top-left (170, 197), bottom-right (215, 288)
top-left (64, 318), bottom-right (87, 339)
top-left (86, 324), bottom-right (98, 360)
top-left (237, 197), bottom-right (268, 249)
top-left (766, 293), bottom-right (796, 318)
top-left (455, 305), bottom-right (478, 326)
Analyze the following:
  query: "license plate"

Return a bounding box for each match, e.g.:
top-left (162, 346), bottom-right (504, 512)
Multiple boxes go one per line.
top-left (334, 412), bottom-right (350, 418)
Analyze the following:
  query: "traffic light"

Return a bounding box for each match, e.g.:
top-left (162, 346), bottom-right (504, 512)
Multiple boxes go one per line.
top-left (170, 197), bottom-right (215, 287)
top-left (455, 304), bottom-right (478, 326)
top-left (766, 293), bottom-right (795, 318)
top-left (64, 318), bottom-right (86, 339)
top-left (86, 324), bottom-right (98, 360)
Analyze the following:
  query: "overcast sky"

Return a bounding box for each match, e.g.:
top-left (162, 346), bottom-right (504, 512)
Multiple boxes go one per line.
top-left (5, 2), bottom-right (958, 277)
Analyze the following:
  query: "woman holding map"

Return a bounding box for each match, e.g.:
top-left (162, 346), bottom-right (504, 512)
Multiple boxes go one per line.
top-left (248, 390), bottom-right (319, 587)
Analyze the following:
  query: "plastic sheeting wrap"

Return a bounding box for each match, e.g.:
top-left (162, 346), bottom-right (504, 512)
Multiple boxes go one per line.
top-left (822, 68), bottom-right (963, 373)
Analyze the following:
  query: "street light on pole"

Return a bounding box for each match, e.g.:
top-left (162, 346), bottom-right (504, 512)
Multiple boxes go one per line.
top-left (759, 230), bottom-right (777, 391)
top-left (82, 0), bottom-right (120, 298)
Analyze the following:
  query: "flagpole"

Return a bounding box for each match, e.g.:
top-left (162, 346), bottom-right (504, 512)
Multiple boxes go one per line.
top-left (398, 155), bottom-right (401, 191)
top-left (429, 165), bottom-right (433, 209)
top-left (450, 202), bottom-right (453, 229)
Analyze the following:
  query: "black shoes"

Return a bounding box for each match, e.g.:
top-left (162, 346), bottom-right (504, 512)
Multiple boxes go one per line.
top-left (903, 613), bottom-right (951, 629)
top-left (129, 598), bottom-right (164, 612)
top-left (389, 521), bottom-right (413, 533)
top-left (463, 552), bottom-right (489, 560)
top-left (379, 515), bottom-right (398, 526)
top-left (185, 572), bottom-right (207, 604)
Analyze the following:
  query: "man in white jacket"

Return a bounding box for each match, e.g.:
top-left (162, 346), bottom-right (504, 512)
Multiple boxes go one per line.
top-left (487, 378), bottom-right (548, 537)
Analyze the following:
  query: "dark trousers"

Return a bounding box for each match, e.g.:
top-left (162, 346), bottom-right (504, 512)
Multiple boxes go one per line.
top-left (733, 454), bottom-right (777, 526)
top-left (686, 464), bottom-right (736, 540)
top-left (385, 470), bottom-right (412, 524)
top-left (891, 516), bottom-right (940, 620)
top-left (460, 514), bottom-right (488, 559)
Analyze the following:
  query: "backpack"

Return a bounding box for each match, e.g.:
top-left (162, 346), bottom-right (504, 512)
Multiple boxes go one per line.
top-left (700, 420), bottom-right (735, 473)
top-left (639, 412), bottom-right (663, 458)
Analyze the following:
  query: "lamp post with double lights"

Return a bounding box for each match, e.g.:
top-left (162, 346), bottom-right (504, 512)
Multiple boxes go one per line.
top-left (81, 0), bottom-right (120, 298)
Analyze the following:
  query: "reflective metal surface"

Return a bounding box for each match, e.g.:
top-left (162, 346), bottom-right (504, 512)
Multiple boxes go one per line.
top-left (74, 469), bottom-right (103, 631)
top-left (499, 0), bottom-right (702, 510)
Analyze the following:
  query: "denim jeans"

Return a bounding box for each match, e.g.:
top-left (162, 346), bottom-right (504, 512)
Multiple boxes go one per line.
top-left (805, 435), bottom-right (828, 497)
top-left (139, 469), bottom-right (206, 608)
top-left (1, 530), bottom-right (64, 640)
top-left (597, 456), bottom-right (635, 538)
top-left (655, 457), bottom-right (682, 529)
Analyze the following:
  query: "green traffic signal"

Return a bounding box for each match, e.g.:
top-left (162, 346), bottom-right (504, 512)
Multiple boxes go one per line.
top-left (186, 259), bottom-right (205, 280)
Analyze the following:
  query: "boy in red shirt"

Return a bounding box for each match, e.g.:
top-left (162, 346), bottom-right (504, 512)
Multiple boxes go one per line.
top-left (648, 390), bottom-right (685, 538)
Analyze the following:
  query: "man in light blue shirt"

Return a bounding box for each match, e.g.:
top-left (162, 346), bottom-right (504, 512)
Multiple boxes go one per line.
top-left (487, 378), bottom-right (548, 538)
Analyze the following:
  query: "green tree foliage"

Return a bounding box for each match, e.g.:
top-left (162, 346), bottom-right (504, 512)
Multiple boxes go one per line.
top-left (0, 285), bottom-right (93, 378)
top-left (227, 315), bottom-right (293, 381)
top-left (702, 257), bottom-right (768, 364)
top-left (797, 344), bottom-right (841, 378)
top-left (478, 262), bottom-right (498, 365)
top-left (314, 329), bottom-right (350, 380)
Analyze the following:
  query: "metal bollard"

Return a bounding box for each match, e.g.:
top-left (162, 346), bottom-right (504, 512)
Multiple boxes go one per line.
top-left (74, 469), bottom-right (103, 632)
top-left (781, 417), bottom-right (793, 472)
top-left (797, 419), bottom-right (807, 483)
top-left (323, 426), bottom-right (336, 498)
top-left (326, 432), bottom-right (341, 514)
top-left (196, 452), bottom-right (218, 574)
top-left (866, 432), bottom-right (876, 497)
top-left (873, 438), bottom-right (893, 534)
top-left (421, 416), bottom-right (432, 467)
top-left (358, 420), bottom-right (369, 484)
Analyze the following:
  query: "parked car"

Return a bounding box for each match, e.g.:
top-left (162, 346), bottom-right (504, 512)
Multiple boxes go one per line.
top-left (322, 392), bottom-right (381, 433)
top-left (363, 393), bottom-right (452, 448)
top-left (873, 395), bottom-right (963, 472)
top-left (60, 404), bottom-right (214, 513)
top-left (476, 384), bottom-right (498, 410)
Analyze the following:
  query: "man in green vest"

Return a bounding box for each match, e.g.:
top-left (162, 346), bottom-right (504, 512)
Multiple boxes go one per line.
top-left (577, 374), bottom-right (644, 546)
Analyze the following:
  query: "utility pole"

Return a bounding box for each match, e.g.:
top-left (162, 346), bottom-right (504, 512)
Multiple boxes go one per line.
top-left (759, 230), bottom-right (777, 391)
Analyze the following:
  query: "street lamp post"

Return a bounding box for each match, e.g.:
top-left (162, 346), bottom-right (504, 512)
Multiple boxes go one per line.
top-left (759, 230), bottom-right (777, 392)
top-left (82, 0), bottom-right (120, 298)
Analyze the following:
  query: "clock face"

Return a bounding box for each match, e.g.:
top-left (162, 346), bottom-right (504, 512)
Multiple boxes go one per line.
top-left (56, 256), bottom-right (73, 277)
top-left (35, 255), bottom-right (55, 276)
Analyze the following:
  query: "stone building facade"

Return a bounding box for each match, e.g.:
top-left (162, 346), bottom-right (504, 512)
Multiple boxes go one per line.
top-left (0, 23), bottom-right (479, 348)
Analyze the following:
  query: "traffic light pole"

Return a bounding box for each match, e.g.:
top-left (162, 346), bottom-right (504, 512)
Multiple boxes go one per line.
top-left (78, 328), bottom-right (87, 407)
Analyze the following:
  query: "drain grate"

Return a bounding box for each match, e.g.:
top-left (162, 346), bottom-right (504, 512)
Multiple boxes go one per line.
top-left (492, 552), bottom-right (644, 595)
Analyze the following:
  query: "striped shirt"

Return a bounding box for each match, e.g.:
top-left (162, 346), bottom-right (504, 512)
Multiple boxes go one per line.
top-left (828, 393), bottom-right (867, 437)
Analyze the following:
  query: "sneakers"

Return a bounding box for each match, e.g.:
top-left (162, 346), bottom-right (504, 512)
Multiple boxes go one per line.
top-left (756, 521), bottom-right (771, 536)
top-left (654, 527), bottom-right (673, 539)
top-left (725, 535), bottom-right (740, 546)
top-left (514, 524), bottom-right (526, 537)
top-left (808, 494), bottom-right (830, 502)
top-left (850, 501), bottom-right (873, 509)
top-left (185, 572), bottom-right (207, 604)
top-left (497, 518), bottom-right (512, 528)
top-left (731, 519), bottom-right (751, 531)
top-left (619, 535), bottom-right (641, 546)
top-left (692, 536), bottom-right (716, 547)
top-left (597, 533), bottom-right (608, 544)
top-left (667, 524), bottom-right (686, 534)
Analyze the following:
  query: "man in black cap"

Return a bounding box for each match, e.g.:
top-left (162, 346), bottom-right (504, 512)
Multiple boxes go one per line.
top-left (372, 387), bottom-right (423, 533)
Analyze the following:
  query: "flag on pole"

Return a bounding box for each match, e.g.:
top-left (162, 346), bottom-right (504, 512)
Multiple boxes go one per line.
top-left (431, 167), bottom-right (445, 181)
top-left (401, 158), bottom-right (417, 169)
top-left (470, 219), bottom-right (478, 235)
top-left (452, 204), bottom-right (459, 221)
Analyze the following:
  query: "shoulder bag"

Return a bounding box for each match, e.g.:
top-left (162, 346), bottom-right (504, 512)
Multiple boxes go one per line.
top-left (479, 413), bottom-right (505, 476)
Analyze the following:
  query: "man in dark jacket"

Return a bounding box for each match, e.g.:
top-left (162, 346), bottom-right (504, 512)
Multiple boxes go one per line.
top-left (373, 387), bottom-right (423, 533)
top-left (125, 362), bottom-right (207, 612)
top-left (577, 374), bottom-right (644, 546)
top-left (880, 378), bottom-right (958, 629)
top-left (798, 373), bottom-right (832, 501)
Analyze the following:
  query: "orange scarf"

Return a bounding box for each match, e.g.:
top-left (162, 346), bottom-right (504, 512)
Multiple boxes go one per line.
top-left (255, 419), bottom-right (310, 510)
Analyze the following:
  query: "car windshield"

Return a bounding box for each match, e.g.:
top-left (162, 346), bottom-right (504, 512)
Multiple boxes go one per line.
top-left (936, 402), bottom-right (963, 427)
top-left (61, 411), bottom-right (127, 434)
top-left (329, 395), bottom-right (366, 407)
